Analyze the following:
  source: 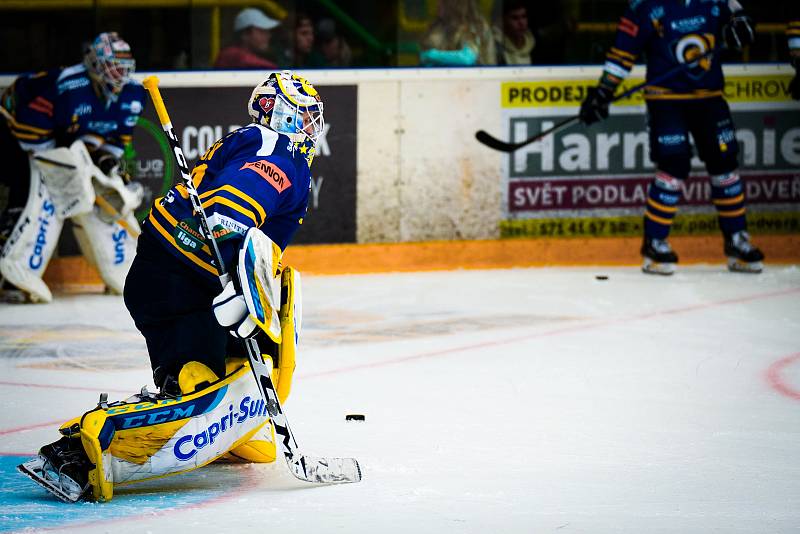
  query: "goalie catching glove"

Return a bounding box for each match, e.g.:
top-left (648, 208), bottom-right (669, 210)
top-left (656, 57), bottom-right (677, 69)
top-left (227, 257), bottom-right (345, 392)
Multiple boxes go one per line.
top-left (213, 227), bottom-right (285, 340)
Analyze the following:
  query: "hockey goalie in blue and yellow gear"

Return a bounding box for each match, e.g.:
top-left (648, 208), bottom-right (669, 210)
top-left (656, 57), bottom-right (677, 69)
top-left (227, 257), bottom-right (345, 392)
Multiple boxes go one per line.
top-left (17, 71), bottom-right (318, 502)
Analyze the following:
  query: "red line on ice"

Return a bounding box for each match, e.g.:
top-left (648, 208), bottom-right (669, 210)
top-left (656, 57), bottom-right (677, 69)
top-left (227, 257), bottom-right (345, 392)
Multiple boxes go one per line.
top-left (0, 419), bottom-right (65, 437)
top-left (766, 352), bottom-right (800, 401)
top-left (0, 381), bottom-right (129, 393)
top-left (299, 286), bottom-right (800, 379)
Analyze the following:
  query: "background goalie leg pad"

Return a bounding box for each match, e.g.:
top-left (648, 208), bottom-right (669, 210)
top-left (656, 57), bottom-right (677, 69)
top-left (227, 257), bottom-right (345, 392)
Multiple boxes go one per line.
top-left (72, 210), bottom-right (140, 295)
top-left (0, 164), bottom-right (63, 302)
top-left (20, 360), bottom-right (274, 502)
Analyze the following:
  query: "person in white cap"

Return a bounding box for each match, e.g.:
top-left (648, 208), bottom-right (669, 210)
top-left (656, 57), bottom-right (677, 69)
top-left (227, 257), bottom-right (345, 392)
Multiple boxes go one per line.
top-left (214, 7), bottom-right (280, 69)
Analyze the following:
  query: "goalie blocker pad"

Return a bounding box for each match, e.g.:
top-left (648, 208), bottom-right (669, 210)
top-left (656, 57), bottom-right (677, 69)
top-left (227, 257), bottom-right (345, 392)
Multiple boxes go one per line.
top-left (238, 227), bottom-right (284, 342)
top-left (62, 357), bottom-right (284, 502)
top-left (236, 227), bottom-right (301, 402)
top-left (32, 140), bottom-right (95, 220)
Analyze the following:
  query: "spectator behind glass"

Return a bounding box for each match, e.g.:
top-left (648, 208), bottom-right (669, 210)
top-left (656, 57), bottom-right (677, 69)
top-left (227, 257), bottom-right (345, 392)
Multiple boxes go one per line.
top-left (419, 0), bottom-right (496, 66)
top-left (214, 8), bottom-right (279, 69)
top-left (308, 18), bottom-right (353, 68)
top-left (274, 12), bottom-right (315, 68)
top-left (493, 0), bottom-right (535, 65)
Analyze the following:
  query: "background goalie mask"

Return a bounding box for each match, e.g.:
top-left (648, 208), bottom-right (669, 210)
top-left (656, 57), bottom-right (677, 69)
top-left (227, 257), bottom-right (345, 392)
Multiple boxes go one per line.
top-left (84, 32), bottom-right (135, 104)
top-left (248, 71), bottom-right (324, 168)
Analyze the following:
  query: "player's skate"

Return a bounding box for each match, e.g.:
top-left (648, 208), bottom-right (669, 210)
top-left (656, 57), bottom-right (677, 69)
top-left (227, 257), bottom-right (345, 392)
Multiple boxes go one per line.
top-left (725, 231), bottom-right (764, 273)
top-left (641, 237), bottom-right (678, 275)
top-left (17, 434), bottom-right (92, 503)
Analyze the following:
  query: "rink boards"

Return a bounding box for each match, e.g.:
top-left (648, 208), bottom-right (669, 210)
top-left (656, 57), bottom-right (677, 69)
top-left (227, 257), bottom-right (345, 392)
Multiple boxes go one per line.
top-left (0, 65), bottom-right (797, 288)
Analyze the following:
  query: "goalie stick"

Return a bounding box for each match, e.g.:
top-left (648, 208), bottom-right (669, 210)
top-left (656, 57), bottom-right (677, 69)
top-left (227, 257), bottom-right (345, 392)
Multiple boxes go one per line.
top-left (142, 76), bottom-right (361, 485)
top-left (475, 47), bottom-right (720, 153)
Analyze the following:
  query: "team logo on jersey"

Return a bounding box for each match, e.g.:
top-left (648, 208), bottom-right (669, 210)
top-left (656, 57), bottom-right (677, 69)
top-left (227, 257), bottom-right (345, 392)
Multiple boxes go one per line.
top-left (240, 161), bottom-right (292, 193)
top-left (673, 33), bottom-right (714, 79)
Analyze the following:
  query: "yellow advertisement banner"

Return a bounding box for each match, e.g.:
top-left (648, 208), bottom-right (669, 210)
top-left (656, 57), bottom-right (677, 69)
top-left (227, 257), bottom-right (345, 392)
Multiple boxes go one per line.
top-left (501, 75), bottom-right (794, 108)
top-left (500, 212), bottom-right (800, 239)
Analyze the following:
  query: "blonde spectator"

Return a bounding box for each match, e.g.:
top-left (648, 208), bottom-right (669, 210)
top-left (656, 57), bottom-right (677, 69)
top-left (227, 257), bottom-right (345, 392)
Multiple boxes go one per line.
top-left (419, 0), bottom-right (496, 66)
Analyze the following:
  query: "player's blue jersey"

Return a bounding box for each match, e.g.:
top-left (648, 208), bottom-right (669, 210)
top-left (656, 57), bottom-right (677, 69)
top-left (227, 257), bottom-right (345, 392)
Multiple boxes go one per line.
top-left (603, 0), bottom-right (740, 100)
top-left (0, 63), bottom-right (145, 155)
top-left (145, 124), bottom-right (311, 284)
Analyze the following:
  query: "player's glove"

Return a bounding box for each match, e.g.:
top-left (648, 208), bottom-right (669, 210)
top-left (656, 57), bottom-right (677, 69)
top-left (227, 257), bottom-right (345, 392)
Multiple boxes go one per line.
top-left (579, 85), bottom-right (614, 125)
top-left (94, 152), bottom-right (119, 175)
top-left (212, 280), bottom-right (259, 339)
top-left (92, 149), bottom-right (133, 183)
top-left (722, 13), bottom-right (755, 51)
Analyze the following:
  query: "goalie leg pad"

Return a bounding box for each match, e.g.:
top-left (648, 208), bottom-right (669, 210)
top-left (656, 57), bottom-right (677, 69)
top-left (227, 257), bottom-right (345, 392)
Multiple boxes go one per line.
top-left (56, 359), bottom-right (272, 501)
top-left (276, 266), bottom-right (301, 404)
top-left (0, 164), bottom-right (62, 302)
top-left (72, 210), bottom-right (140, 295)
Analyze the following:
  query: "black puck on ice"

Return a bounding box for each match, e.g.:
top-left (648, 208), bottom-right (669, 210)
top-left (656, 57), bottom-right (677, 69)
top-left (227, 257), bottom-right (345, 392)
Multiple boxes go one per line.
top-left (595, 275), bottom-right (609, 281)
top-left (346, 414), bottom-right (365, 421)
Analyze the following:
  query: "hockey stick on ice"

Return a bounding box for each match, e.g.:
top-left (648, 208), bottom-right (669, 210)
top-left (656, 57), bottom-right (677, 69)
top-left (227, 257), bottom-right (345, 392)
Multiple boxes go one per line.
top-left (142, 76), bottom-right (361, 485)
top-left (475, 47), bottom-right (720, 153)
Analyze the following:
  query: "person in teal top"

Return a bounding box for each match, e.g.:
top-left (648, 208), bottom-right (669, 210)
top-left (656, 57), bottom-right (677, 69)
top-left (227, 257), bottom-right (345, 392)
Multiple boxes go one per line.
top-left (419, 0), bottom-right (496, 66)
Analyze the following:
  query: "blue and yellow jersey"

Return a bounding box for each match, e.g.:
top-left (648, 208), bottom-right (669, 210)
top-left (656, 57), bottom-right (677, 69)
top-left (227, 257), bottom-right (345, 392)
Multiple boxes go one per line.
top-left (602, 0), bottom-right (740, 100)
top-left (145, 124), bottom-right (310, 284)
top-left (0, 63), bottom-right (145, 156)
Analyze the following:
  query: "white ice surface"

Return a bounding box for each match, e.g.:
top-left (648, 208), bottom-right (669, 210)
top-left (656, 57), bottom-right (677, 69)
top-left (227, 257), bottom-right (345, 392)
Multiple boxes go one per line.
top-left (1, 265), bottom-right (799, 533)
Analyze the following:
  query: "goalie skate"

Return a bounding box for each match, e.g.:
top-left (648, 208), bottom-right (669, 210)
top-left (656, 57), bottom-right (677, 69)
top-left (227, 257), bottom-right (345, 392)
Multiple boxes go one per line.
top-left (17, 456), bottom-right (89, 503)
top-left (17, 436), bottom-right (92, 503)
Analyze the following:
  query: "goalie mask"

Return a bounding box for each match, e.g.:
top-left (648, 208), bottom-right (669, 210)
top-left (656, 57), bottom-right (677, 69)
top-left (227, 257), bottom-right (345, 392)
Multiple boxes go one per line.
top-left (248, 71), bottom-right (324, 169)
top-left (84, 32), bottom-right (136, 104)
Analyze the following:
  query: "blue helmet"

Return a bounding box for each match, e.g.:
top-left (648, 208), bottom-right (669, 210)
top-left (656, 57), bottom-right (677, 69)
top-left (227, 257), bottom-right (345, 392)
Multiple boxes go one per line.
top-left (248, 71), bottom-right (324, 168)
top-left (84, 32), bottom-right (135, 103)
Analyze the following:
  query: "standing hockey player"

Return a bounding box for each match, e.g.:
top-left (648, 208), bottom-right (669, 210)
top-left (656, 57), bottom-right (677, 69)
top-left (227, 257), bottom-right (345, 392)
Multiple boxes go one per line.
top-left (0, 32), bottom-right (144, 301)
top-left (18, 71), bottom-right (322, 502)
top-left (579, 0), bottom-right (764, 274)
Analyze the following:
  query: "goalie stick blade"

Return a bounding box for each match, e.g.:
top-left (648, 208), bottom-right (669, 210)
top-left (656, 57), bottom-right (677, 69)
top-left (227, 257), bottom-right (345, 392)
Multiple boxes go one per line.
top-left (474, 130), bottom-right (518, 153)
top-left (288, 455), bottom-right (362, 484)
top-left (17, 457), bottom-right (86, 503)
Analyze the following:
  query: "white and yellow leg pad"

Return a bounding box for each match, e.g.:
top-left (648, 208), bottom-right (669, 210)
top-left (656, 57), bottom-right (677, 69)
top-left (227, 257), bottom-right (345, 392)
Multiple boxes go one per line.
top-left (70, 358), bottom-right (274, 502)
top-left (0, 163), bottom-right (63, 303)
